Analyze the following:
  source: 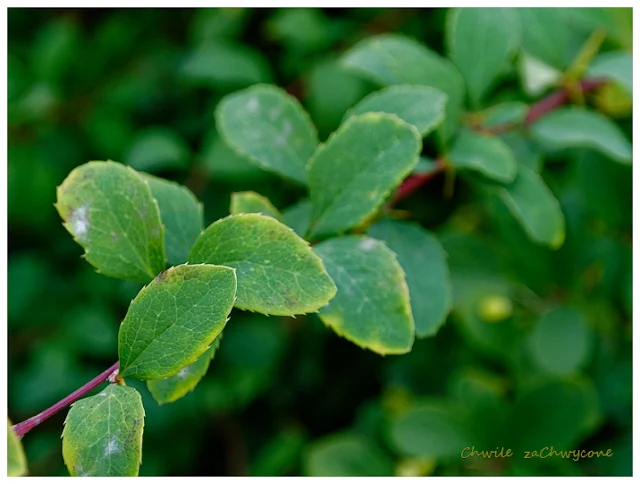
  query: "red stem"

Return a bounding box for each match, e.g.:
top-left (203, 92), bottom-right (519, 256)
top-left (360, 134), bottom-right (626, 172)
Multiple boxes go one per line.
top-left (392, 77), bottom-right (608, 203)
top-left (11, 361), bottom-right (120, 439)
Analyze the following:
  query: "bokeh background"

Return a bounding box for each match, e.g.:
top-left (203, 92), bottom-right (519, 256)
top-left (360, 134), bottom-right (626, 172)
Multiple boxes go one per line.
top-left (7, 8), bottom-right (632, 476)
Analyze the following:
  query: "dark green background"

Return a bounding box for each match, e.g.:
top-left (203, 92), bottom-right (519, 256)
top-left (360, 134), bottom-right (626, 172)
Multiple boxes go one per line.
top-left (8, 8), bottom-right (632, 476)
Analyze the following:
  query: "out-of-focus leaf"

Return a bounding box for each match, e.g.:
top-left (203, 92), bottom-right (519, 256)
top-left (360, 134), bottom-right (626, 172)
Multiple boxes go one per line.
top-left (267, 8), bottom-right (333, 53)
top-left (530, 107), bottom-right (632, 164)
top-left (341, 33), bottom-right (465, 144)
top-left (252, 427), bottom-right (306, 476)
top-left (305, 434), bottom-right (393, 476)
top-left (518, 53), bottom-right (562, 97)
top-left (124, 128), bottom-right (190, 173)
top-left (368, 219), bottom-right (452, 338)
top-left (477, 102), bottom-right (528, 129)
top-left (31, 18), bottom-right (81, 83)
top-left (216, 84), bottom-right (318, 184)
top-left (230, 191), bottom-right (283, 221)
top-left (199, 130), bottom-right (270, 183)
top-left (587, 51), bottom-right (632, 94)
top-left (189, 8), bottom-right (249, 44)
top-left (181, 42), bottom-right (272, 89)
top-left (142, 174), bottom-right (203, 266)
top-left (282, 199), bottom-right (313, 238)
top-left (529, 307), bottom-right (593, 376)
top-left (448, 129), bottom-right (517, 183)
top-left (344, 85), bottom-right (446, 136)
top-left (447, 8), bottom-right (521, 105)
top-left (500, 131), bottom-right (543, 173)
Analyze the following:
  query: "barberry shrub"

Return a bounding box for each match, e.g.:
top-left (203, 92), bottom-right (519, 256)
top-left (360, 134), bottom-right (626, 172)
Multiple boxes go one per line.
top-left (8, 7), bottom-right (631, 477)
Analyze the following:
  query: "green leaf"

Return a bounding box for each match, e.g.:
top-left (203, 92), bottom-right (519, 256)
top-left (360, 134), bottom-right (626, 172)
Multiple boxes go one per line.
top-left (230, 191), bottom-right (283, 221)
top-left (55, 161), bottom-right (165, 283)
top-left (142, 174), bottom-right (203, 267)
top-left (118, 264), bottom-right (236, 380)
top-left (124, 128), bottom-right (190, 172)
top-left (530, 107), bottom-right (632, 164)
top-left (447, 8), bottom-right (521, 105)
top-left (500, 131), bottom-right (543, 173)
top-left (511, 379), bottom-right (600, 452)
top-left (282, 199), bottom-right (313, 238)
top-left (341, 33), bottom-right (465, 144)
top-left (518, 53), bottom-right (563, 97)
top-left (477, 102), bottom-right (528, 129)
top-left (314, 235), bottom-right (414, 355)
top-left (389, 400), bottom-right (470, 460)
top-left (216, 84), bottom-right (318, 184)
top-left (305, 434), bottom-right (394, 476)
top-left (147, 334), bottom-right (222, 405)
top-left (517, 8), bottom-right (581, 70)
top-left (267, 8), bottom-right (333, 53)
top-left (368, 219), bottom-right (452, 338)
top-left (62, 384), bottom-right (145, 477)
top-left (529, 307), bottom-right (593, 376)
top-left (344, 85), bottom-right (447, 137)
top-left (189, 214), bottom-right (336, 316)
top-left (8, 420), bottom-right (27, 477)
top-left (307, 113), bottom-right (421, 239)
top-left (181, 42), bottom-right (272, 89)
top-left (478, 166), bottom-right (565, 249)
top-left (448, 129), bottom-right (517, 183)
top-left (200, 130), bottom-right (270, 183)
top-left (587, 51), bottom-right (632, 94)
top-left (413, 156), bottom-right (441, 175)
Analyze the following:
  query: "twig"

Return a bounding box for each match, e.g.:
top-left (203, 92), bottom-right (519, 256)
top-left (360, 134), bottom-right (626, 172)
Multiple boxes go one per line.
top-left (388, 158), bottom-right (446, 207)
top-left (11, 361), bottom-right (120, 439)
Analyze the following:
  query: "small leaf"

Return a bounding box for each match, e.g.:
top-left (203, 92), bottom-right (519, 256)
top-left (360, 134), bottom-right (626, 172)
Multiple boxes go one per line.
top-left (587, 51), bottom-right (632, 94)
top-left (307, 113), bottom-right (421, 239)
top-left (447, 8), bottom-right (521, 105)
top-left (344, 85), bottom-right (447, 136)
top-left (118, 264), bottom-right (236, 380)
top-left (142, 174), bottom-right (203, 267)
top-left (181, 41), bottom-right (272, 89)
top-left (389, 400), bottom-right (470, 460)
top-left (448, 129), bottom-right (517, 183)
top-left (230, 191), bottom-right (283, 221)
top-left (124, 128), bottom-right (190, 172)
top-left (216, 84), bottom-right (318, 184)
top-left (477, 166), bottom-right (565, 249)
top-left (8, 419), bottom-right (27, 477)
top-left (55, 161), bottom-right (165, 283)
top-left (62, 384), bottom-right (145, 477)
top-left (529, 307), bottom-right (593, 376)
top-left (147, 334), bottom-right (222, 405)
top-left (282, 199), bottom-right (313, 238)
top-left (518, 53), bottom-right (563, 97)
top-left (511, 379), bottom-right (600, 452)
top-left (305, 434), bottom-right (393, 476)
top-left (413, 156), bottom-right (441, 175)
top-left (189, 213), bottom-right (336, 316)
top-left (200, 130), bottom-right (271, 183)
top-left (500, 131), bottom-right (543, 173)
top-left (341, 33), bottom-right (465, 144)
top-left (530, 107), bottom-right (632, 164)
top-left (314, 235), bottom-right (414, 355)
top-left (477, 102), bottom-right (528, 129)
top-left (368, 219), bottom-right (452, 338)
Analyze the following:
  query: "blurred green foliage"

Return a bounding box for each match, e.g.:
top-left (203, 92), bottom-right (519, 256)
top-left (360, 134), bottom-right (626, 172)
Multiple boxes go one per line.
top-left (8, 7), bottom-right (631, 476)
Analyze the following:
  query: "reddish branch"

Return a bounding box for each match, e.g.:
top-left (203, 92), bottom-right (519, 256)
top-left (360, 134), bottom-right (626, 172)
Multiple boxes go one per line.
top-left (391, 77), bottom-right (607, 205)
top-left (11, 361), bottom-right (120, 439)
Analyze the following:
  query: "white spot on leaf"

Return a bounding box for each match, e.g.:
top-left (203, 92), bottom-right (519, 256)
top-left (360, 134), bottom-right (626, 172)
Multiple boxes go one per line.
top-left (359, 238), bottom-right (377, 251)
top-left (177, 367), bottom-right (190, 379)
top-left (104, 439), bottom-right (120, 457)
top-left (70, 205), bottom-right (90, 240)
top-left (246, 98), bottom-right (259, 112)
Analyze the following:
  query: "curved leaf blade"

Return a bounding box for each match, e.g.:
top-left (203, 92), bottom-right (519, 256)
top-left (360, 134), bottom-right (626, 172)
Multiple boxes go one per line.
top-left (344, 85), bottom-right (447, 137)
top-left (216, 84), bottom-right (318, 184)
top-left (142, 174), bottom-right (203, 267)
top-left (448, 129), bottom-right (517, 183)
top-left (62, 384), bottom-right (145, 477)
top-left (308, 112), bottom-right (421, 239)
top-left (230, 191), bottom-right (283, 221)
top-left (8, 420), bottom-right (27, 477)
top-left (55, 161), bottom-right (165, 283)
top-left (314, 235), bottom-right (414, 355)
top-left (368, 219), bottom-right (452, 338)
top-left (189, 214), bottom-right (337, 316)
top-left (530, 107), bottom-right (632, 164)
top-left (118, 264), bottom-right (237, 380)
top-left (305, 434), bottom-right (393, 476)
